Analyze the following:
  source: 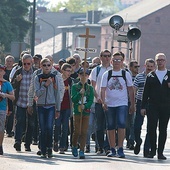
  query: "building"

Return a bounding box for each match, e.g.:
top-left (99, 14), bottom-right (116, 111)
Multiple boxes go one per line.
top-left (99, 0), bottom-right (170, 69)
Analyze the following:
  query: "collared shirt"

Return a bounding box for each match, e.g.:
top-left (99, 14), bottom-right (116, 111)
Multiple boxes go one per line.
top-left (17, 68), bottom-right (33, 108)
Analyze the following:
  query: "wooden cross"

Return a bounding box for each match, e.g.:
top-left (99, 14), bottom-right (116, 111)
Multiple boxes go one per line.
top-left (78, 28), bottom-right (95, 67)
top-left (78, 28), bottom-right (95, 134)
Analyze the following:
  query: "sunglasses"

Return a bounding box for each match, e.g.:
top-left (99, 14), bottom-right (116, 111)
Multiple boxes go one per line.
top-left (156, 59), bottom-right (165, 62)
top-left (112, 59), bottom-right (122, 62)
top-left (102, 55), bottom-right (111, 58)
top-left (134, 66), bottom-right (140, 68)
top-left (42, 64), bottom-right (51, 67)
top-left (64, 69), bottom-right (72, 72)
top-left (23, 63), bottom-right (31, 66)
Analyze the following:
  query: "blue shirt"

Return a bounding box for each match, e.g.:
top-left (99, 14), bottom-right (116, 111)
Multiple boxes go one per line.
top-left (0, 81), bottom-right (13, 111)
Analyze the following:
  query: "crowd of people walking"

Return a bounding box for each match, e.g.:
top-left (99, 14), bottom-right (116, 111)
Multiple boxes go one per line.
top-left (0, 50), bottom-right (169, 160)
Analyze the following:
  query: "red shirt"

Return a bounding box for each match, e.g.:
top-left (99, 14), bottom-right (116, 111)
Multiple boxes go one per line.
top-left (61, 79), bottom-right (70, 110)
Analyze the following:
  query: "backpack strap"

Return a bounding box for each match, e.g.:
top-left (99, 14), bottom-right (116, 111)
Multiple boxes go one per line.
top-left (96, 65), bottom-right (101, 78)
top-left (107, 69), bottom-right (127, 85)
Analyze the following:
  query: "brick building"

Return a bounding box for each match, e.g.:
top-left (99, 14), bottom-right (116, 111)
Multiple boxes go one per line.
top-left (99, 0), bottom-right (170, 69)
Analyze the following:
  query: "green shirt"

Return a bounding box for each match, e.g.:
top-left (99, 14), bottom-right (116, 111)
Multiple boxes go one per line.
top-left (71, 82), bottom-right (94, 116)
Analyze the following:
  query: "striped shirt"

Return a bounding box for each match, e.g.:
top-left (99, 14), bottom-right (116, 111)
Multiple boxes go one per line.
top-left (133, 72), bottom-right (146, 101)
top-left (17, 69), bottom-right (33, 108)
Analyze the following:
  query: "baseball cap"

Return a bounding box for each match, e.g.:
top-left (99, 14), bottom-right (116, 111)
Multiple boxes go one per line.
top-left (78, 68), bottom-right (90, 75)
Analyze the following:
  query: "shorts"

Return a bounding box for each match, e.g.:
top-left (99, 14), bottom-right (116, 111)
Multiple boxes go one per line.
top-left (105, 105), bottom-right (128, 130)
top-left (0, 111), bottom-right (6, 132)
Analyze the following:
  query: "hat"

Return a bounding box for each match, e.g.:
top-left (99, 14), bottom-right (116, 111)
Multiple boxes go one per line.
top-left (58, 58), bottom-right (66, 64)
top-left (0, 64), bottom-right (5, 71)
top-left (78, 68), bottom-right (90, 75)
top-left (33, 54), bottom-right (42, 60)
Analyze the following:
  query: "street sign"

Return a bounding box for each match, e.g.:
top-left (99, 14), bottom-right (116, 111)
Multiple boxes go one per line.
top-left (75, 47), bottom-right (97, 53)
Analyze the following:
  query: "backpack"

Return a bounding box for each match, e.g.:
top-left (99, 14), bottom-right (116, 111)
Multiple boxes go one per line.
top-left (37, 73), bottom-right (57, 89)
top-left (107, 69), bottom-right (127, 84)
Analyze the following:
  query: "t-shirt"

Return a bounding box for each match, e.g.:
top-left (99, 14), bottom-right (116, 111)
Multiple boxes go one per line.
top-left (101, 69), bottom-right (133, 107)
top-left (61, 79), bottom-right (70, 110)
top-left (0, 81), bottom-right (13, 111)
top-left (89, 65), bottom-right (112, 102)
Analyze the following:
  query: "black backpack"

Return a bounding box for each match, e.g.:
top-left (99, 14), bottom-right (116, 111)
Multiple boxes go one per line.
top-left (107, 69), bottom-right (127, 84)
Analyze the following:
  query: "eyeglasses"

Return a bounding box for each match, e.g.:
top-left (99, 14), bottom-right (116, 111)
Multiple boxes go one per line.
top-left (156, 59), bottom-right (165, 62)
top-left (112, 59), bottom-right (122, 62)
top-left (64, 69), bottom-right (71, 72)
top-left (42, 64), bottom-right (51, 67)
top-left (23, 63), bottom-right (31, 66)
top-left (102, 55), bottom-right (111, 58)
top-left (134, 66), bottom-right (140, 68)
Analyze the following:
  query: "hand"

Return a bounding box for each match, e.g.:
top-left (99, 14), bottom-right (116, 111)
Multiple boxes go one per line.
top-left (97, 97), bottom-right (102, 104)
top-left (102, 103), bottom-right (108, 111)
top-left (55, 111), bottom-right (60, 119)
top-left (27, 106), bottom-right (33, 115)
top-left (141, 109), bottom-right (146, 117)
top-left (16, 74), bottom-right (22, 82)
top-left (7, 111), bottom-right (12, 116)
top-left (44, 77), bottom-right (52, 87)
top-left (0, 92), bottom-right (6, 98)
top-left (80, 88), bottom-right (85, 95)
top-left (129, 105), bottom-right (135, 114)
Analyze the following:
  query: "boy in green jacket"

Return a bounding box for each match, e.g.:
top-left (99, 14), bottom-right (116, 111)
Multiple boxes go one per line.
top-left (71, 68), bottom-right (94, 159)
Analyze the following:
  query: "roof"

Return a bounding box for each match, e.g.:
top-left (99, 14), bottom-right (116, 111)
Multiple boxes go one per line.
top-left (99, 0), bottom-right (170, 24)
top-left (35, 32), bottom-right (72, 57)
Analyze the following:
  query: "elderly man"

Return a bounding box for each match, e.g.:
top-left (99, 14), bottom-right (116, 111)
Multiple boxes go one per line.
top-left (141, 53), bottom-right (170, 160)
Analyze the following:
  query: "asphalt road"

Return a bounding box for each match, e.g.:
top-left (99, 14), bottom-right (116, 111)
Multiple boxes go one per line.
top-left (1, 120), bottom-right (170, 170)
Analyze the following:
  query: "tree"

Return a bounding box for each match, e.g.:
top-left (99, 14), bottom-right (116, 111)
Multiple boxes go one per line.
top-left (50, 0), bottom-right (123, 14)
top-left (0, 0), bottom-right (31, 52)
top-left (36, 0), bottom-right (50, 7)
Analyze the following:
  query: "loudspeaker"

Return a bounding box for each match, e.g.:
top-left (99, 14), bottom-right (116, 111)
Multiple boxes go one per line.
top-left (109, 15), bottom-right (124, 31)
top-left (127, 25), bottom-right (141, 41)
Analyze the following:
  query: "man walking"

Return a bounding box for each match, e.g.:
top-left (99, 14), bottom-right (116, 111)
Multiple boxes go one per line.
top-left (141, 53), bottom-right (170, 160)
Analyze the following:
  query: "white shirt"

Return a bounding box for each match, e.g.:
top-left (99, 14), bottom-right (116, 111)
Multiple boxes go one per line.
top-left (101, 69), bottom-right (133, 107)
top-left (155, 69), bottom-right (167, 84)
top-left (89, 65), bottom-right (112, 102)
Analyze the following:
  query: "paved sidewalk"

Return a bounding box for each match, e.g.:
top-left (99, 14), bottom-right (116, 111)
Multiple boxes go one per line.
top-left (1, 121), bottom-right (170, 170)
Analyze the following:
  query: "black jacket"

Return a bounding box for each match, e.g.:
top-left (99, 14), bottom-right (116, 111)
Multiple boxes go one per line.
top-left (141, 70), bottom-right (170, 109)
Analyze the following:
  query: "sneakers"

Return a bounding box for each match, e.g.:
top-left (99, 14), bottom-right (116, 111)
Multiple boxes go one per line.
top-left (59, 148), bottom-right (65, 154)
top-left (0, 146), bottom-right (3, 155)
top-left (53, 142), bottom-right (58, 152)
top-left (117, 147), bottom-right (125, 158)
top-left (134, 140), bottom-right (142, 155)
top-left (24, 144), bottom-right (31, 152)
top-left (72, 147), bottom-right (78, 157)
top-left (107, 148), bottom-right (116, 157)
top-left (79, 151), bottom-right (85, 159)
top-left (47, 148), bottom-right (53, 158)
top-left (97, 148), bottom-right (104, 155)
top-left (85, 145), bottom-right (90, 153)
top-left (14, 142), bottom-right (21, 151)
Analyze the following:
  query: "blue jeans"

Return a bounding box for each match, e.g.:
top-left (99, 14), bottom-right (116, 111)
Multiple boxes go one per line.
top-left (38, 106), bottom-right (55, 155)
top-left (134, 100), bottom-right (150, 151)
top-left (54, 109), bottom-right (71, 148)
top-left (86, 110), bottom-right (98, 147)
top-left (105, 106), bottom-right (128, 130)
top-left (15, 106), bottom-right (27, 143)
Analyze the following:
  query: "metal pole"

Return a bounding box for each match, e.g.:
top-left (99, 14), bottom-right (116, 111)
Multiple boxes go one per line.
top-left (31, 0), bottom-right (36, 56)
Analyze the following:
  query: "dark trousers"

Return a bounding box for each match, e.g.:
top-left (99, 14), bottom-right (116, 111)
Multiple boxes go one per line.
top-left (147, 103), bottom-right (170, 155)
top-left (134, 100), bottom-right (150, 151)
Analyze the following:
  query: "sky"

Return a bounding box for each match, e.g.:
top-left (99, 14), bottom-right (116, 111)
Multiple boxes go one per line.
top-left (48, 0), bottom-right (67, 7)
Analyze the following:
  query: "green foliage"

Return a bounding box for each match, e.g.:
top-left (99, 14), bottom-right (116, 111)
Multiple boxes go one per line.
top-left (50, 0), bottom-right (123, 14)
top-left (0, 0), bottom-right (31, 52)
top-left (37, 0), bottom-right (50, 7)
